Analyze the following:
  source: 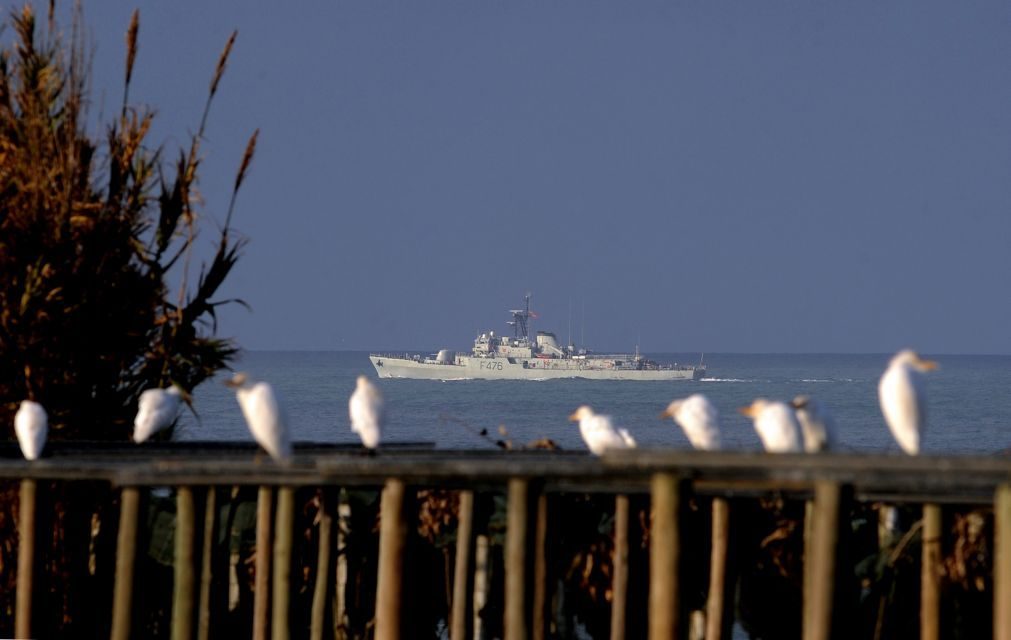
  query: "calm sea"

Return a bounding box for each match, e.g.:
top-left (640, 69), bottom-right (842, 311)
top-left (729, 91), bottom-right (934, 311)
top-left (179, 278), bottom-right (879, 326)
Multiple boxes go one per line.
top-left (176, 351), bottom-right (1011, 455)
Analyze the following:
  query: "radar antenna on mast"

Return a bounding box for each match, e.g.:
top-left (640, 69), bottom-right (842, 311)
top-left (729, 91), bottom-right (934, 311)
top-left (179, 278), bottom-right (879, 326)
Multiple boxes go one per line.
top-left (506, 293), bottom-right (534, 339)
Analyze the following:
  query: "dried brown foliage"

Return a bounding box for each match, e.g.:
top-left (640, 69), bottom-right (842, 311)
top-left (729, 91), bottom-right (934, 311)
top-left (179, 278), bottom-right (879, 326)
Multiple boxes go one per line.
top-left (416, 489), bottom-right (459, 544)
top-left (0, 5), bottom-right (254, 440)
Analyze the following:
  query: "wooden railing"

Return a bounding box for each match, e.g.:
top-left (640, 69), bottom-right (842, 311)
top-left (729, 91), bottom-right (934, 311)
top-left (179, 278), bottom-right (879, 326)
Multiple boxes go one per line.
top-left (3, 442), bottom-right (1011, 639)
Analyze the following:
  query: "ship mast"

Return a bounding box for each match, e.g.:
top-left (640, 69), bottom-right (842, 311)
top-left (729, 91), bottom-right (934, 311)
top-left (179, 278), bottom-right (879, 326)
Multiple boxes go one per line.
top-left (506, 293), bottom-right (532, 340)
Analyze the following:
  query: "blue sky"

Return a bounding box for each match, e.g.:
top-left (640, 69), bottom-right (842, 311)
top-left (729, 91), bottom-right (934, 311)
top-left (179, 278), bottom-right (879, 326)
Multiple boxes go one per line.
top-left (54, 2), bottom-right (1011, 353)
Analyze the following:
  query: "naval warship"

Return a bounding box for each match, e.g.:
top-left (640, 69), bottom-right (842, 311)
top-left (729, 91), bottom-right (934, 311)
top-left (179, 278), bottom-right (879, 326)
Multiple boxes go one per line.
top-left (369, 296), bottom-right (705, 381)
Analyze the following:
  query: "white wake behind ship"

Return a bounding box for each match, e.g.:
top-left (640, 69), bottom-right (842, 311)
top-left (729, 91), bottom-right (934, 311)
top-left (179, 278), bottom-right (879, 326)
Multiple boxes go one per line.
top-left (369, 296), bottom-right (705, 381)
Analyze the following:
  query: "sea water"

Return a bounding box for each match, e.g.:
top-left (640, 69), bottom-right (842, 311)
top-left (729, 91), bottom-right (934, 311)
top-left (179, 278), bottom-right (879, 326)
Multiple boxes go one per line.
top-left (177, 351), bottom-right (1011, 455)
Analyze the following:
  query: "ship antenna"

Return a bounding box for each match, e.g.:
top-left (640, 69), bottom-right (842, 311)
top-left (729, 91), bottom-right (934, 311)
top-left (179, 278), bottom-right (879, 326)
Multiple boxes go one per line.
top-left (580, 299), bottom-right (585, 349)
top-left (567, 297), bottom-right (572, 351)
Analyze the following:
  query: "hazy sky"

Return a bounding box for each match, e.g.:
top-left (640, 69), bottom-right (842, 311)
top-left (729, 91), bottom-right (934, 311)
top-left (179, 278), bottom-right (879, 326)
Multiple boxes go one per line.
top-left (60, 2), bottom-right (1011, 353)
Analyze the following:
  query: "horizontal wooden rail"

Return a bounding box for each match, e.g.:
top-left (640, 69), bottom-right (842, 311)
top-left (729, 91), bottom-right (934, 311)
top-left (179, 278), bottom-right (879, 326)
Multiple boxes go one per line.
top-left (1, 447), bottom-right (1010, 504)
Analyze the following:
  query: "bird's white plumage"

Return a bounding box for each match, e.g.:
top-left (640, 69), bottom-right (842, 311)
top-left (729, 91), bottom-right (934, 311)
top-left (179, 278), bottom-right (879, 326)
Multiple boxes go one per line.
top-left (740, 398), bottom-right (802, 453)
top-left (133, 386), bottom-right (184, 443)
top-left (618, 428), bottom-right (637, 448)
top-left (569, 405), bottom-right (634, 455)
top-left (662, 393), bottom-right (722, 451)
top-left (791, 395), bottom-right (836, 453)
top-left (349, 375), bottom-right (383, 449)
top-left (14, 400), bottom-right (47, 461)
top-left (879, 350), bottom-right (936, 455)
top-left (230, 374), bottom-right (292, 461)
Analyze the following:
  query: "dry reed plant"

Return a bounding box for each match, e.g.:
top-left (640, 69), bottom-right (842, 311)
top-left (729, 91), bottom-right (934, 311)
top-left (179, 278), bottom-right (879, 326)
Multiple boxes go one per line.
top-left (0, 5), bottom-right (255, 440)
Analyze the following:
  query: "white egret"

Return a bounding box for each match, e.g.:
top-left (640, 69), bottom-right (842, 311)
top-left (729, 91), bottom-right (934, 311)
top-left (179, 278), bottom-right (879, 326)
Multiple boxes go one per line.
top-left (225, 373), bottom-right (292, 461)
top-left (14, 400), bottom-right (47, 460)
top-left (738, 398), bottom-right (802, 453)
top-left (878, 349), bottom-right (938, 455)
top-left (349, 375), bottom-right (383, 449)
top-left (568, 405), bottom-right (634, 455)
top-left (133, 386), bottom-right (188, 443)
top-left (660, 393), bottom-right (722, 450)
top-left (791, 395), bottom-right (836, 453)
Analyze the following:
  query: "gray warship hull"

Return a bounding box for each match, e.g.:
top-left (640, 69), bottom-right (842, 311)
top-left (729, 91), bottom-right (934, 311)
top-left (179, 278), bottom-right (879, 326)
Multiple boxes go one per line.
top-left (369, 354), bottom-right (703, 381)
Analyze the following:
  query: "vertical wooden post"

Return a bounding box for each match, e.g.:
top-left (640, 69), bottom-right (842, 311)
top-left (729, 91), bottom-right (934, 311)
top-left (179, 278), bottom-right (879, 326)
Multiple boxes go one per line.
top-left (111, 487), bottom-right (141, 640)
top-left (803, 481), bottom-right (840, 640)
top-left (473, 534), bottom-right (491, 640)
top-left (995, 485), bottom-right (1011, 640)
top-left (334, 494), bottom-right (351, 638)
top-left (15, 478), bottom-right (37, 640)
top-left (532, 492), bottom-right (549, 640)
top-left (921, 504), bottom-right (942, 640)
top-left (310, 490), bottom-right (333, 640)
top-left (376, 478), bottom-right (407, 640)
top-left (450, 490), bottom-right (475, 640)
top-left (172, 486), bottom-right (197, 640)
top-left (611, 494), bottom-right (630, 640)
top-left (253, 486), bottom-right (274, 640)
top-left (802, 497), bottom-right (816, 640)
top-left (705, 497), bottom-right (732, 640)
top-left (197, 487), bottom-right (217, 640)
top-left (505, 477), bottom-right (530, 640)
top-left (649, 473), bottom-right (682, 640)
top-left (273, 487), bottom-right (296, 640)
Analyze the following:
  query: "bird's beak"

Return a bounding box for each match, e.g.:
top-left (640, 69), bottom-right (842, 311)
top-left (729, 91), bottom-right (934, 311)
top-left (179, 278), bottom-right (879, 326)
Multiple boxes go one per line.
top-left (738, 406), bottom-right (756, 418)
top-left (790, 399), bottom-right (807, 410)
top-left (658, 408), bottom-right (672, 419)
top-left (568, 411), bottom-right (579, 422)
top-left (919, 358), bottom-right (940, 371)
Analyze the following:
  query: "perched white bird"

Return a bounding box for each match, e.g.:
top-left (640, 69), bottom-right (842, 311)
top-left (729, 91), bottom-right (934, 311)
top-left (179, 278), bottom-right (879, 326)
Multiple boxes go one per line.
top-left (738, 398), bottom-right (803, 453)
top-left (878, 349), bottom-right (938, 455)
top-left (14, 400), bottom-right (47, 460)
top-left (568, 405), bottom-right (634, 455)
top-left (133, 386), bottom-right (186, 443)
top-left (349, 375), bottom-right (383, 449)
top-left (225, 373), bottom-right (292, 461)
top-left (791, 395), bottom-right (836, 453)
top-left (660, 393), bottom-right (722, 451)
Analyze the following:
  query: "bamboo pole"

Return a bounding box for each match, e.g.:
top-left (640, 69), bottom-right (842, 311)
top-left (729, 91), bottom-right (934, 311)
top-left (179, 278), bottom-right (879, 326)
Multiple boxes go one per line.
top-left (921, 503), bottom-right (942, 640)
top-left (450, 490), bottom-right (475, 640)
top-left (803, 481), bottom-right (840, 640)
top-left (995, 485), bottom-right (1011, 640)
top-left (310, 490), bottom-right (333, 640)
top-left (376, 478), bottom-right (408, 640)
top-left (273, 487), bottom-right (296, 640)
top-left (505, 478), bottom-right (530, 640)
top-left (611, 494), bottom-right (630, 640)
top-left (649, 473), bottom-right (682, 640)
top-left (111, 487), bottom-right (141, 640)
top-left (253, 486), bottom-right (274, 640)
top-left (532, 492), bottom-right (549, 640)
top-left (172, 486), bottom-right (197, 640)
top-left (197, 487), bottom-right (217, 640)
top-left (705, 497), bottom-right (731, 640)
top-left (15, 478), bottom-right (37, 640)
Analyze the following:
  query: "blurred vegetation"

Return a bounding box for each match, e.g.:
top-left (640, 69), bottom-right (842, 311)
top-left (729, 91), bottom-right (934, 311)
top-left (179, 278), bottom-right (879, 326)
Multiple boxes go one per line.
top-left (0, 3), bottom-right (256, 440)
